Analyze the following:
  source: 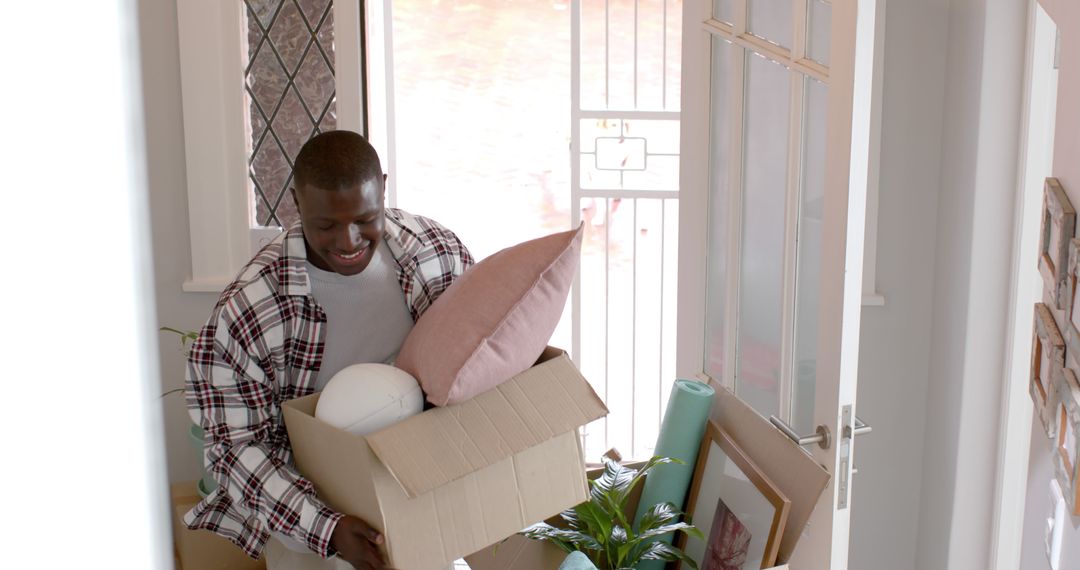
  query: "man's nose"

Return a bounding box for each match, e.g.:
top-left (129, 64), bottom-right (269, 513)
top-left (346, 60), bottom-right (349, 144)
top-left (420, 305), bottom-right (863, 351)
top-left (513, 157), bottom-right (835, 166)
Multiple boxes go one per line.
top-left (337, 225), bottom-right (363, 250)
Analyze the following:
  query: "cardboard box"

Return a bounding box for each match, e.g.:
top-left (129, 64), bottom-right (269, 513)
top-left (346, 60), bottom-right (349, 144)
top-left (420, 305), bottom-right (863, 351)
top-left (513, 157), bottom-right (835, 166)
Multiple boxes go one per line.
top-left (282, 349), bottom-right (608, 570)
top-left (171, 482), bottom-right (266, 570)
top-left (465, 451), bottom-right (797, 570)
top-left (465, 461), bottom-right (643, 570)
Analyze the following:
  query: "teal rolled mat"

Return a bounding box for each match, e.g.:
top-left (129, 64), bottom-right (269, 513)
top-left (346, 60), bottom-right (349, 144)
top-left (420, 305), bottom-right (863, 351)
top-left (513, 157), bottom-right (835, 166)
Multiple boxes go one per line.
top-left (559, 551), bottom-right (598, 570)
top-left (634, 379), bottom-right (715, 570)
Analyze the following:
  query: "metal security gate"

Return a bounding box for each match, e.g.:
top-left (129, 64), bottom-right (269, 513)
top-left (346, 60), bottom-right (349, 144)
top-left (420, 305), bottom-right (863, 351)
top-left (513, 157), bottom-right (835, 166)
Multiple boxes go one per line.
top-left (570, 0), bottom-right (682, 462)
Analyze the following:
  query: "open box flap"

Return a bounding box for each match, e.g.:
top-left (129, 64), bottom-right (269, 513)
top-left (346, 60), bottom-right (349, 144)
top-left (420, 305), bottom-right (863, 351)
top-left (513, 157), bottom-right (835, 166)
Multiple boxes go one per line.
top-left (367, 352), bottom-right (608, 498)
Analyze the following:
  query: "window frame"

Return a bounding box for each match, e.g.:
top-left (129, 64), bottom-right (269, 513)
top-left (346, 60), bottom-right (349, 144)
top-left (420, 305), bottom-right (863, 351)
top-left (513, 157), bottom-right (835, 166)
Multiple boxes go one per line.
top-left (177, 0), bottom-right (367, 292)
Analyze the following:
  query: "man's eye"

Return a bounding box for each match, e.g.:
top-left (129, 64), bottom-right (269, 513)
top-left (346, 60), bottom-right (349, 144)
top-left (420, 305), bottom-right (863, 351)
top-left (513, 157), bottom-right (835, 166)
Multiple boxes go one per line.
top-left (318, 224), bottom-right (334, 231)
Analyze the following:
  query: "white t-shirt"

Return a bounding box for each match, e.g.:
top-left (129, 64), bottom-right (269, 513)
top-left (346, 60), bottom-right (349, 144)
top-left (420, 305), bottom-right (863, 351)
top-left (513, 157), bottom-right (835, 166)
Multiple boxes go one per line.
top-left (304, 240), bottom-right (415, 390)
top-left (275, 241), bottom-right (414, 553)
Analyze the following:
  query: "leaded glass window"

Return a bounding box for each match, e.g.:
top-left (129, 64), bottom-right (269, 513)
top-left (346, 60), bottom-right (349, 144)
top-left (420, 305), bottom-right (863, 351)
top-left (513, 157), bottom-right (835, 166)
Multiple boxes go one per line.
top-left (245, 0), bottom-right (338, 228)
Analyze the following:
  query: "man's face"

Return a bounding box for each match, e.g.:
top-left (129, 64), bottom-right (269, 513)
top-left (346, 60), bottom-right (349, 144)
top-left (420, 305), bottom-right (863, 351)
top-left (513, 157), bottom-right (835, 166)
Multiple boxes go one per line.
top-left (293, 176), bottom-right (385, 276)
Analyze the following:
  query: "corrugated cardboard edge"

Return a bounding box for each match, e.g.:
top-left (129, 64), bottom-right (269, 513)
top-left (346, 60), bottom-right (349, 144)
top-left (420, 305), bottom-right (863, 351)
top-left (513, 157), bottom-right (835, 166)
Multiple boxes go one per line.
top-left (368, 352), bottom-right (608, 497)
top-left (708, 382), bottom-right (830, 564)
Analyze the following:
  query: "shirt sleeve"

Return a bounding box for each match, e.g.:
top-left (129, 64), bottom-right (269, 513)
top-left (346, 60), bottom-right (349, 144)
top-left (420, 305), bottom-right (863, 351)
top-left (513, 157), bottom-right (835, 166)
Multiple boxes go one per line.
top-left (185, 300), bottom-right (344, 558)
top-left (420, 218), bottom-right (475, 308)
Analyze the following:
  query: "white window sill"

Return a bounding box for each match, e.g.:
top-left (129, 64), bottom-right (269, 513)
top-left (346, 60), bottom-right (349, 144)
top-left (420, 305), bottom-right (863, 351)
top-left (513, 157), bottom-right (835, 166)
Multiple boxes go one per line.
top-left (862, 292), bottom-right (886, 307)
top-left (182, 277), bottom-right (232, 294)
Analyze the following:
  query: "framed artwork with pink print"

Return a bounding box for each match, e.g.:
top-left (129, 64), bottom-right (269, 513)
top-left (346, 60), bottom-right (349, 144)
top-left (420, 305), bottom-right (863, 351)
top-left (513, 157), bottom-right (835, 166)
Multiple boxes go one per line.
top-left (677, 422), bottom-right (789, 569)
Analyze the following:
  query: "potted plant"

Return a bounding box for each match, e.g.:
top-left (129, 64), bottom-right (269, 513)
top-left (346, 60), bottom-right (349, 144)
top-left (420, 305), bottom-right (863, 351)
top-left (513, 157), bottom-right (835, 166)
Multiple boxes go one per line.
top-left (161, 326), bottom-right (217, 498)
top-left (521, 456), bottom-right (703, 570)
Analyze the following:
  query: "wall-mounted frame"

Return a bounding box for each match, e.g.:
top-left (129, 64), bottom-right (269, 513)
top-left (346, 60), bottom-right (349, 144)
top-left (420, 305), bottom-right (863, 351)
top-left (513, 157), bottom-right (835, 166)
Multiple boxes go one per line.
top-left (1063, 240), bottom-right (1080, 359)
top-left (677, 421), bottom-right (790, 570)
top-left (1032, 302), bottom-right (1065, 438)
top-left (1039, 178), bottom-right (1076, 309)
top-left (1054, 366), bottom-right (1080, 516)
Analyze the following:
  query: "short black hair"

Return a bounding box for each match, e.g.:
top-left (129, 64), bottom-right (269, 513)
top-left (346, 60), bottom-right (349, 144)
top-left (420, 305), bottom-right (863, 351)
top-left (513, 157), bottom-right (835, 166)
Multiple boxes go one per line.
top-left (292, 130), bottom-right (383, 191)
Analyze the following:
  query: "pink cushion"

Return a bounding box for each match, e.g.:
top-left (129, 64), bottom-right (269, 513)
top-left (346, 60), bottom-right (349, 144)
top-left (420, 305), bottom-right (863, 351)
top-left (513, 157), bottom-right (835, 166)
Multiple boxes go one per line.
top-left (396, 225), bottom-right (584, 406)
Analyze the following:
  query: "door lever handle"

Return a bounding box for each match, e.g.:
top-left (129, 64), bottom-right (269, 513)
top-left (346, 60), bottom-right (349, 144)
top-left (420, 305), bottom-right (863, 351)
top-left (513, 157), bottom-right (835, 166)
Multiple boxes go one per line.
top-left (846, 415), bottom-right (873, 438)
top-left (769, 416), bottom-right (832, 450)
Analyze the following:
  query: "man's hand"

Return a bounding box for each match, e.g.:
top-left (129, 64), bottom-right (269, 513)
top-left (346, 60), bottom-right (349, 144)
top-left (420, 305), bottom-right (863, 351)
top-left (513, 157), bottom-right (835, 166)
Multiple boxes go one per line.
top-left (330, 515), bottom-right (390, 570)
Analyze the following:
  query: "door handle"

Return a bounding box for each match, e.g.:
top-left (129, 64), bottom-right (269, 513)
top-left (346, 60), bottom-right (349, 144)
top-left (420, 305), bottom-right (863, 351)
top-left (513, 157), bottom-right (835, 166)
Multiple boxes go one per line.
top-left (769, 416), bottom-right (832, 450)
top-left (849, 415), bottom-right (872, 438)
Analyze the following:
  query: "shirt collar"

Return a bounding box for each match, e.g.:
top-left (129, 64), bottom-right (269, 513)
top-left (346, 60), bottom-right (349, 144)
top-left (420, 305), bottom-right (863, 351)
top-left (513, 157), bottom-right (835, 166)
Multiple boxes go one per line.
top-left (279, 213), bottom-right (412, 298)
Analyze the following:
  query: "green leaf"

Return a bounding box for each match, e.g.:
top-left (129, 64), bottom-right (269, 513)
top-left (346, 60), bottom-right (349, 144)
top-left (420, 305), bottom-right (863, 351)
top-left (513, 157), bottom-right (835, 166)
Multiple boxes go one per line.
top-left (637, 501), bottom-right (680, 532)
top-left (520, 523), bottom-right (602, 552)
top-left (609, 526), bottom-right (630, 568)
top-left (591, 457), bottom-right (636, 504)
top-left (622, 456), bottom-right (682, 507)
top-left (560, 506), bottom-right (584, 531)
top-left (635, 522), bottom-right (703, 543)
top-left (573, 501), bottom-right (612, 545)
top-left (637, 540), bottom-right (699, 570)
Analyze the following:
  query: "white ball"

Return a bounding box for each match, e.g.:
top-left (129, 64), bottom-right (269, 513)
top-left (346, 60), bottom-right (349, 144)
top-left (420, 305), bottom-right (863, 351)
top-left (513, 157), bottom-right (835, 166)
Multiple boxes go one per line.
top-left (315, 363), bottom-right (424, 436)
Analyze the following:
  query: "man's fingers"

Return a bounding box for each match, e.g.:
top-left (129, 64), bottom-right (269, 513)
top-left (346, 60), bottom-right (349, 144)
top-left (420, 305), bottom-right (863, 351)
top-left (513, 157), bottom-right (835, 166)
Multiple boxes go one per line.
top-left (354, 519), bottom-right (384, 545)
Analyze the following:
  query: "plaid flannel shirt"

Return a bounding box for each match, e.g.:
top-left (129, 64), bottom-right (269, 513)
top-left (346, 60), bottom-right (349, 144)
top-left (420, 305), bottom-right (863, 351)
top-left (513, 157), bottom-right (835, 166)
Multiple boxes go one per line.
top-left (183, 208), bottom-right (473, 559)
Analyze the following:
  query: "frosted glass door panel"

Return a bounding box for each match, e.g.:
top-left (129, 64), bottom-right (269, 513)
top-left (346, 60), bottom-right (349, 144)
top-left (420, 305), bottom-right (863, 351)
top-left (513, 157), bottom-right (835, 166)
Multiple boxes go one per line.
top-left (748, 0), bottom-right (792, 49)
top-left (713, 0), bottom-right (735, 24)
top-left (806, 0), bottom-right (831, 66)
top-left (704, 37), bottom-right (735, 381)
top-left (791, 77), bottom-right (827, 435)
top-left (736, 52), bottom-right (790, 419)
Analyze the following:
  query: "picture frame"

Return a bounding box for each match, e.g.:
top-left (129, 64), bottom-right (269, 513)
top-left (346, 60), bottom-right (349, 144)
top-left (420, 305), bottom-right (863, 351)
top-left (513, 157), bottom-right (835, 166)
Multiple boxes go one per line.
top-left (1053, 365), bottom-right (1080, 516)
top-left (1032, 302), bottom-right (1065, 439)
top-left (1063, 239), bottom-right (1080, 358)
top-left (677, 421), bottom-right (790, 570)
top-left (1039, 177), bottom-right (1076, 310)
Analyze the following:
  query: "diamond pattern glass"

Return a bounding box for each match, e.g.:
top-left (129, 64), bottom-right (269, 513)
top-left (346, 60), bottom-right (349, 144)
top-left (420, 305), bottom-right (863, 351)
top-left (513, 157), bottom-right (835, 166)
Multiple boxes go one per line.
top-left (268, 1), bottom-right (309, 74)
top-left (244, 0), bottom-right (337, 228)
top-left (298, 0), bottom-right (330, 28)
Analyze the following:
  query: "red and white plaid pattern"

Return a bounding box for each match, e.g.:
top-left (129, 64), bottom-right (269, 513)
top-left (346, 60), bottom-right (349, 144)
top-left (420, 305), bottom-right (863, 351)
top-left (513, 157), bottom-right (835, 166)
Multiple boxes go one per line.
top-left (183, 209), bottom-right (473, 559)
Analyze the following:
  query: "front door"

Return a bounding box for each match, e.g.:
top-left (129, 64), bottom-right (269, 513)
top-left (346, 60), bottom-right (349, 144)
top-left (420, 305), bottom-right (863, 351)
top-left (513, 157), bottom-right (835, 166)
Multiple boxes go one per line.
top-left (675, 0), bottom-right (879, 567)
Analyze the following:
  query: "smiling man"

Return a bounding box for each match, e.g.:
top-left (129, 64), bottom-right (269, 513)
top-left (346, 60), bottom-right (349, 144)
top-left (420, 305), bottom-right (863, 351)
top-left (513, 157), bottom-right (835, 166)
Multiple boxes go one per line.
top-left (183, 131), bottom-right (473, 570)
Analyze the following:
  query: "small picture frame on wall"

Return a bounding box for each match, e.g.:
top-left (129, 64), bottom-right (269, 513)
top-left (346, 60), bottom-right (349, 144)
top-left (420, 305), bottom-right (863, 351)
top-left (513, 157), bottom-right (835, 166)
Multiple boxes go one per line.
top-left (1032, 302), bottom-right (1065, 438)
top-left (1039, 178), bottom-right (1076, 310)
top-left (1053, 366), bottom-right (1080, 516)
top-left (1063, 239), bottom-right (1080, 358)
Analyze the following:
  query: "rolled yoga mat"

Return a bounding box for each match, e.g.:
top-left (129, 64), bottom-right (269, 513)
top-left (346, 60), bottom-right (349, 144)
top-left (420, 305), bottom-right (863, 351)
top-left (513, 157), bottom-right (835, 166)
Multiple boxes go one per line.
top-left (634, 378), bottom-right (716, 570)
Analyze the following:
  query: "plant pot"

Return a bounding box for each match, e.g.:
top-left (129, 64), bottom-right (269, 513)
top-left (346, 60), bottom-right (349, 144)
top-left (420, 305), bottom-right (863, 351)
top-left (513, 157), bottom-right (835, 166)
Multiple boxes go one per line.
top-left (187, 423), bottom-right (218, 498)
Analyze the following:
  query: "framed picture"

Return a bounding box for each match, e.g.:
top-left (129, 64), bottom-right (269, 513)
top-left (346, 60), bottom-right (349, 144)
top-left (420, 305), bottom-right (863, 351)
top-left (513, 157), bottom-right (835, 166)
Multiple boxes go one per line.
top-left (677, 421), bottom-right (790, 570)
top-left (1032, 302), bottom-right (1065, 438)
top-left (1064, 239), bottom-right (1080, 358)
top-left (1039, 177), bottom-right (1076, 309)
top-left (1054, 366), bottom-right (1080, 516)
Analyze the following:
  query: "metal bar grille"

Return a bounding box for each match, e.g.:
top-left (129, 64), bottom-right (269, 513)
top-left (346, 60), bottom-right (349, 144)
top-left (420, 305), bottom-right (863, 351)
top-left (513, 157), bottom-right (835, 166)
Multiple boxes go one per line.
top-left (572, 0), bottom-right (682, 462)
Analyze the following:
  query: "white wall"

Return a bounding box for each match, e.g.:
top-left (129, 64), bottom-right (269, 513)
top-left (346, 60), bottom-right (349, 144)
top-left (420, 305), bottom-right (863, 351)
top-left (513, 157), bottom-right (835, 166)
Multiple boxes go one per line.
top-left (137, 0), bottom-right (219, 485)
top-left (847, 0), bottom-right (949, 567)
top-left (1020, 1), bottom-right (1080, 567)
top-left (915, 0), bottom-right (1028, 568)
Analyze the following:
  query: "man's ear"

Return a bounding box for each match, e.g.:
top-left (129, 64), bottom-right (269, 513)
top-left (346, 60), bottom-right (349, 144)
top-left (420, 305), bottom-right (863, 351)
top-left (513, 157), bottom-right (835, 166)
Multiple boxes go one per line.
top-left (290, 186), bottom-right (301, 215)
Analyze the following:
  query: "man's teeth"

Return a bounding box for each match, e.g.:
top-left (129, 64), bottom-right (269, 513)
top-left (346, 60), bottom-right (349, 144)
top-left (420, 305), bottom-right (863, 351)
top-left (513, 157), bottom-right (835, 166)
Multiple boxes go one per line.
top-left (338, 250), bottom-right (361, 259)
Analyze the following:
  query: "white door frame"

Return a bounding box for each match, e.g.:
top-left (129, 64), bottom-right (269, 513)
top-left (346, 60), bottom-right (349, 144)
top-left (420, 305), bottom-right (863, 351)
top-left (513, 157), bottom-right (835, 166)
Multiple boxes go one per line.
top-left (990, 1), bottom-right (1061, 568)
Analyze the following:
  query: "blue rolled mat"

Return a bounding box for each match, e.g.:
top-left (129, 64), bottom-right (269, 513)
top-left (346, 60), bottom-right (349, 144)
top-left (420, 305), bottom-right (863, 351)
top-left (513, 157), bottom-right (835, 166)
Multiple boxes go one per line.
top-left (634, 379), bottom-right (715, 570)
